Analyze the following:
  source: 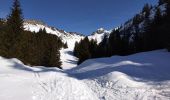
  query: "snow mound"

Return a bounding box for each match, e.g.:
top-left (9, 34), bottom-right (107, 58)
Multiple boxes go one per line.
top-left (68, 50), bottom-right (170, 100)
top-left (0, 57), bottom-right (98, 100)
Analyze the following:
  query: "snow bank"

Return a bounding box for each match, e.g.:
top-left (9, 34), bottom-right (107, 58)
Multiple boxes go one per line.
top-left (69, 50), bottom-right (170, 100)
top-left (0, 57), bottom-right (98, 100)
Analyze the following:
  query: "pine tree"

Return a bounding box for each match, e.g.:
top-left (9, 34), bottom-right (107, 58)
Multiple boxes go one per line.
top-left (159, 0), bottom-right (165, 5)
top-left (134, 33), bottom-right (143, 52)
top-left (0, 18), bottom-right (5, 28)
top-left (142, 4), bottom-right (151, 50)
top-left (153, 7), bottom-right (163, 49)
top-left (5, 0), bottom-right (24, 57)
top-left (89, 39), bottom-right (97, 58)
top-left (7, 0), bottom-right (24, 35)
top-left (97, 34), bottom-right (108, 57)
top-left (74, 37), bottom-right (92, 64)
top-left (133, 14), bottom-right (143, 26)
top-left (159, 0), bottom-right (170, 5)
top-left (63, 42), bottom-right (68, 48)
top-left (165, 0), bottom-right (170, 50)
top-left (142, 4), bottom-right (151, 18)
top-left (74, 42), bottom-right (79, 57)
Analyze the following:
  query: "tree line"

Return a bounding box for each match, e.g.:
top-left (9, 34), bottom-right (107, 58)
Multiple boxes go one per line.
top-left (0, 0), bottom-right (66, 68)
top-left (74, 0), bottom-right (170, 64)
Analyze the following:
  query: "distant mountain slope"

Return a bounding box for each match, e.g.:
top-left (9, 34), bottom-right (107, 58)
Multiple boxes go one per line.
top-left (24, 20), bottom-right (84, 49)
top-left (24, 20), bottom-right (112, 48)
top-left (117, 3), bottom-right (166, 42)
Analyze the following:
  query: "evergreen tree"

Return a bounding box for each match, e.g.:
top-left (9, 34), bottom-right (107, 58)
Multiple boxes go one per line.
top-left (153, 7), bottom-right (163, 49)
top-left (5, 0), bottom-right (24, 57)
top-left (159, 0), bottom-right (170, 5)
top-left (133, 14), bottom-right (143, 26)
top-left (121, 33), bottom-right (130, 55)
top-left (74, 41), bottom-right (79, 57)
top-left (89, 39), bottom-right (98, 58)
top-left (97, 34), bottom-right (108, 57)
top-left (142, 6), bottom-right (151, 50)
top-left (77, 37), bottom-right (91, 64)
top-left (165, 0), bottom-right (170, 50)
top-left (142, 4), bottom-right (151, 18)
top-left (108, 29), bottom-right (122, 56)
top-left (7, 0), bottom-right (24, 33)
top-left (63, 42), bottom-right (68, 49)
top-left (0, 18), bottom-right (5, 28)
top-left (159, 0), bottom-right (165, 5)
top-left (133, 33), bottom-right (143, 52)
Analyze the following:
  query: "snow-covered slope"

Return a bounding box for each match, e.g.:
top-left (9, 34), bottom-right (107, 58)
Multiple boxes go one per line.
top-left (0, 50), bottom-right (170, 100)
top-left (68, 49), bottom-right (170, 100)
top-left (0, 57), bottom-right (98, 100)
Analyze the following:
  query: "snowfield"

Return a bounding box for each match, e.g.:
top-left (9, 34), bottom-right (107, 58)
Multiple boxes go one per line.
top-left (0, 50), bottom-right (170, 100)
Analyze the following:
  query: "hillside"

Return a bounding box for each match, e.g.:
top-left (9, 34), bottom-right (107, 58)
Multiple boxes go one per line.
top-left (0, 50), bottom-right (170, 100)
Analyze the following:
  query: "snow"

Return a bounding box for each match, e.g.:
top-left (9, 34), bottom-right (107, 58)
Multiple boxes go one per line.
top-left (0, 57), bottom-right (98, 100)
top-left (0, 50), bottom-right (170, 100)
top-left (60, 48), bottom-right (78, 70)
top-left (68, 49), bottom-right (170, 100)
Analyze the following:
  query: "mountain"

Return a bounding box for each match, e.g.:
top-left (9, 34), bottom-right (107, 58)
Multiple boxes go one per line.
top-left (24, 20), bottom-right (85, 50)
top-left (88, 28), bottom-right (112, 44)
top-left (117, 3), bottom-right (166, 42)
top-left (24, 20), bottom-right (112, 48)
top-left (24, 20), bottom-right (113, 69)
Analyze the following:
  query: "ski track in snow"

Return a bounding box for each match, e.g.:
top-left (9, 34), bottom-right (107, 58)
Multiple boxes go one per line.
top-left (33, 72), bottom-right (98, 100)
top-left (0, 50), bottom-right (170, 100)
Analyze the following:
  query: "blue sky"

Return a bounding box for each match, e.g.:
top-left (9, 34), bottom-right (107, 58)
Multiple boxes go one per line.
top-left (0, 0), bottom-right (157, 35)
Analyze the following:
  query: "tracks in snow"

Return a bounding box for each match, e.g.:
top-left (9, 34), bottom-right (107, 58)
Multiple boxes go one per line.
top-left (32, 72), bottom-right (98, 100)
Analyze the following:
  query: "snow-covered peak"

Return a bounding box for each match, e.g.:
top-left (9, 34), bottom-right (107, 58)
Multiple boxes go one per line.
top-left (92, 28), bottom-right (110, 35)
top-left (24, 20), bottom-right (85, 50)
top-left (97, 27), bottom-right (105, 32)
top-left (88, 28), bottom-right (111, 44)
